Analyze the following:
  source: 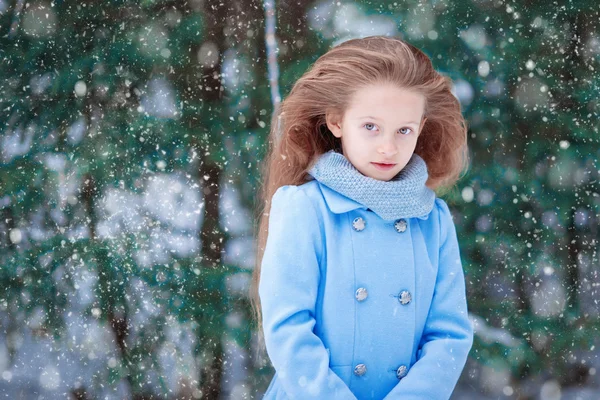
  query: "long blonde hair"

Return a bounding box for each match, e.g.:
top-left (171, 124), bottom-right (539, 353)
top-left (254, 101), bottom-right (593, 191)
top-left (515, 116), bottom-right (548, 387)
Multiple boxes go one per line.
top-left (250, 35), bottom-right (469, 355)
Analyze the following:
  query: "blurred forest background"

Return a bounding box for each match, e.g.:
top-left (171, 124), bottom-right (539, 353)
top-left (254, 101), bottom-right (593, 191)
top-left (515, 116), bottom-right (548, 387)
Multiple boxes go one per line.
top-left (1, 0), bottom-right (599, 399)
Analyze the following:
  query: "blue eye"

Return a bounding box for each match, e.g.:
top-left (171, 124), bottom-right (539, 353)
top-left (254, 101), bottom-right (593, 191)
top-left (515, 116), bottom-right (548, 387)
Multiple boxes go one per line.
top-left (363, 123), bottom-right (412, 135)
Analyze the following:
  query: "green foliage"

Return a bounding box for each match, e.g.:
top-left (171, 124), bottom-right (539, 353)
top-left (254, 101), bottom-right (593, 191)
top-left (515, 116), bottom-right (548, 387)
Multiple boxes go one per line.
top-left (1, 0), bottom-right (598, 397)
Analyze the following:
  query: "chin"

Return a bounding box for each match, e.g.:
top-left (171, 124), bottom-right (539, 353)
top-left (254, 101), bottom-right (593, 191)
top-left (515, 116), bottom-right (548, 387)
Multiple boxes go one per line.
top-left (377, 175), bottom-right (394, 182)
top-left (368, 170), bottom-right (394, 181)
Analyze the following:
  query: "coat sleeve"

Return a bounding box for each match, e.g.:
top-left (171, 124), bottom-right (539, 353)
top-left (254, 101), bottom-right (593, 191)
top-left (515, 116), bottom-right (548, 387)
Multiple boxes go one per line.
top-left (382, 198), bottom-right (474, 400)
top-left (259, 185), bottom-right (358, 399)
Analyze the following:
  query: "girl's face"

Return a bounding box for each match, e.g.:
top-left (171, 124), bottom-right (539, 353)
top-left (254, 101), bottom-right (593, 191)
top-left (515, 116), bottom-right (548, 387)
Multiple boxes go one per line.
top-left (326, 83), bottom-right (427, 182)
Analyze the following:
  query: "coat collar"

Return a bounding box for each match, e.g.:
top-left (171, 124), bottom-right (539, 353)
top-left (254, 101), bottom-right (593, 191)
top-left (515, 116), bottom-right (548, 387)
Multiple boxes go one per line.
top-left (307, 150), bottom-right (434, 221)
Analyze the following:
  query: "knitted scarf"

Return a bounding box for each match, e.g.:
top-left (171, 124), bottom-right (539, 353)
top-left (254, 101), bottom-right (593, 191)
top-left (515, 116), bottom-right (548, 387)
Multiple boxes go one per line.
top-left (307, 150), bottom-right (435, 221)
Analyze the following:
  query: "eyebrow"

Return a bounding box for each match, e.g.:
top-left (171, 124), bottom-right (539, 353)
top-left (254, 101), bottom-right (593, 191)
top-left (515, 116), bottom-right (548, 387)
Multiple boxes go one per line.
top-left (358, 116), bottom-right (420, 125)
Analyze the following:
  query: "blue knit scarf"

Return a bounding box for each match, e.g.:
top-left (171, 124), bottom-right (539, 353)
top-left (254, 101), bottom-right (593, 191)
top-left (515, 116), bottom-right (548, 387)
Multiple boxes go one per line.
top-left (307, 150), bottom-right (435, 221)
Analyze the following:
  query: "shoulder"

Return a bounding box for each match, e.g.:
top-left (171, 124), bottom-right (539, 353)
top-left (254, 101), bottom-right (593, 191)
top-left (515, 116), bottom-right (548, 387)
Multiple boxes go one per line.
top-left (269, 183), bottom-right (324, 251)
top-left (432, 197), bottom-right (459, 244)
top-left (271, 181), bottom-right (321, 213)
top-left (269, 181), bottom-right (323, 225)
top-left (434, 197), bottom-right (452, 220)
top-left (419, 197), bottom-right (452, 227)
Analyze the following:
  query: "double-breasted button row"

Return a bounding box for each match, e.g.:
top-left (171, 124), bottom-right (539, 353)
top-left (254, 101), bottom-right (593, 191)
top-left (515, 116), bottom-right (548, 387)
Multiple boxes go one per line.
top-left (351, 214), bottom-right (410, 380)
top-left (351, 217), bottom-right (408, 233)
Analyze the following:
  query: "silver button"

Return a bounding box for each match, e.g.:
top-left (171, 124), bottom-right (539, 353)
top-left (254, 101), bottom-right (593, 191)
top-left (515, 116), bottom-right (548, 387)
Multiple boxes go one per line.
top-left (352, 217), bottom-right (366, 231)
top-left (354, 363), bottom-right (367, 376)
top-left (355, 287), bottom-right (368, 302)
top-left (398, 290), bottom-right (412, 305)
top-left (394, 219), bottom-right (407, 233)
top-left (396, 365), bottom-right (408, 379)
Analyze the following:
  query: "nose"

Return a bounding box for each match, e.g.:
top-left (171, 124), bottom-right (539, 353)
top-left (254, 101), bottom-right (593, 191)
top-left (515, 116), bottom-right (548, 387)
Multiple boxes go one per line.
top-left (377, 136), bottom-right (398, 156)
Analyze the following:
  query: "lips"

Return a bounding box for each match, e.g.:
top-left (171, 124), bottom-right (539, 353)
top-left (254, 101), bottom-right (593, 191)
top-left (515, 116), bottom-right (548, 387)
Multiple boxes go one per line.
top-left (371, 162), bottom-right (396, 171)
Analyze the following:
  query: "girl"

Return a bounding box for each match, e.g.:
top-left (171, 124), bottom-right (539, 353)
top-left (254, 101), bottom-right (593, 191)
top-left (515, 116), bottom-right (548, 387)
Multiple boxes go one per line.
top-left (250, 35), bottom-right (474, 400)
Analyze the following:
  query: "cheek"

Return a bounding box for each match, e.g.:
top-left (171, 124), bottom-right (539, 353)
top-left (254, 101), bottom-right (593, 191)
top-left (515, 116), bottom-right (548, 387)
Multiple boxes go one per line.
top-left (345, 128), bottom-right (370, 144)
top-left (345, 133), bottom-right (370, 152)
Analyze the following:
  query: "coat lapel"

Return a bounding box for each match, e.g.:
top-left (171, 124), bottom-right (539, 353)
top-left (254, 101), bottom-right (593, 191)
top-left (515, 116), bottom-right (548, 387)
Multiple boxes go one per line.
top-left (319, 183), bottom-right (366, 214)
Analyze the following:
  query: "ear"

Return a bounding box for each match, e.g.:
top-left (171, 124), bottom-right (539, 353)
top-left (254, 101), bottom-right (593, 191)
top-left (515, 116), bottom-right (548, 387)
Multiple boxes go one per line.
top-left (325, 111), bottom-right (343, 139)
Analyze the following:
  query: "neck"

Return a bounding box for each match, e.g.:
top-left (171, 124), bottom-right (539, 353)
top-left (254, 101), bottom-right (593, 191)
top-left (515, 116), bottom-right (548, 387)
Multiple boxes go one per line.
top-left (307, 150), bottom-right (436, 221)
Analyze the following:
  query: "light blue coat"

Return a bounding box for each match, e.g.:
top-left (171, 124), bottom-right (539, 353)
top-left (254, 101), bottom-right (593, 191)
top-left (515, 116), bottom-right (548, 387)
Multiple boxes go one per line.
top-left (259, 180), bottom-right (473, 399)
